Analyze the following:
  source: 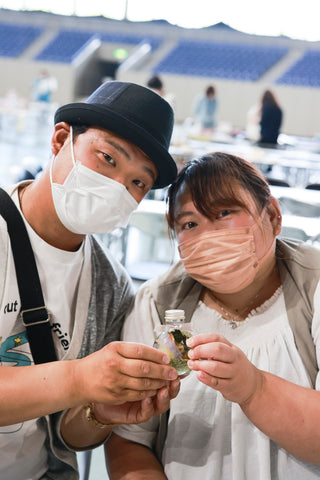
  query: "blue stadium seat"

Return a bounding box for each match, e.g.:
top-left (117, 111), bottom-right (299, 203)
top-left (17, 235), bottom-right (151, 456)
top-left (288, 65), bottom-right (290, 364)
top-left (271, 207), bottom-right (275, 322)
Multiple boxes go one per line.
top-left (153, 39), bottom-right (288, 81)
top-left (35, 28), bottom-right (162, 64)
top-left (35, 30), bottom-right (96, 63)
top-left (0, 22), bottom-right (43, 58)
top-left (276, 50), bottom-right (320, 87)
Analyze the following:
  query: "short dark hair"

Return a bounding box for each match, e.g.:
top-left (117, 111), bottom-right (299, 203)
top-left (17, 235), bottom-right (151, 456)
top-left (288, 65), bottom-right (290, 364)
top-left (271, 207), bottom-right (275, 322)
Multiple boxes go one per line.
top-left (70, 124), bottom-right (90, 142)
top-left (147, 75), bottom-right (163, 91)
top-left (206, 85), bottom-right (215, 96)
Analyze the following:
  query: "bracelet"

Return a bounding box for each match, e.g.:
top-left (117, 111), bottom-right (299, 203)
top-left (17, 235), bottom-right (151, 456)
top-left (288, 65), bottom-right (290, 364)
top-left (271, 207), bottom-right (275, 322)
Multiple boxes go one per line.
top-left (84, 403), bottom-right (118, 430)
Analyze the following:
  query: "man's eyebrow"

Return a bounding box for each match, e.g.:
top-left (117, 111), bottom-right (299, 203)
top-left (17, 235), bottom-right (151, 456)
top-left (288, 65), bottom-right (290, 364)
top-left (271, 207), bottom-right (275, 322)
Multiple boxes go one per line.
top-left (143, 165), bottom-right (156, 182)
top-left (104, 138), bottom-right (130, 159)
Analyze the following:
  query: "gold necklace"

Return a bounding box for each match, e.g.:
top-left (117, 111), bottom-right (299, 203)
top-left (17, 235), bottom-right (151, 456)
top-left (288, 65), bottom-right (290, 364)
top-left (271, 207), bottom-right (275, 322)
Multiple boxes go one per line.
top-left (207, 294), bottom-right (251, 328)
top-left (206, 265), bottom-right (278, 329)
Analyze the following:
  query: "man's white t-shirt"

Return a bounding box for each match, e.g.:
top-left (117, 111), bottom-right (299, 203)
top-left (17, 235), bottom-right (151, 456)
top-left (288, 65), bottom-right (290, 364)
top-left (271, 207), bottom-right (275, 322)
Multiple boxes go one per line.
top-left (0, 188), bottom-right (88, 479)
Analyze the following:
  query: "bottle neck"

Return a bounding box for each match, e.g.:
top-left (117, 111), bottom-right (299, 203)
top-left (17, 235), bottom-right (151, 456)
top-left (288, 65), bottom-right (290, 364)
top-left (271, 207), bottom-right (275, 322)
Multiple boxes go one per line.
top-left (165, 318), bottom-right (184, 327)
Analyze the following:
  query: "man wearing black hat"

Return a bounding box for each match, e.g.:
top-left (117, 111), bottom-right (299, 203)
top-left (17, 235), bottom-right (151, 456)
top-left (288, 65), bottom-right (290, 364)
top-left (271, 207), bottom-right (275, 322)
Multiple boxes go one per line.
top-left (0, 81), bottom-right (179, 479)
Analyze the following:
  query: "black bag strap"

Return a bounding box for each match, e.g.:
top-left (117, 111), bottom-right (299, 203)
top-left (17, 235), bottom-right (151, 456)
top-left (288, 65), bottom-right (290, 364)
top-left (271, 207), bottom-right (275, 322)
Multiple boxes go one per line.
top-left (0, 187), bottom-right (57, 364)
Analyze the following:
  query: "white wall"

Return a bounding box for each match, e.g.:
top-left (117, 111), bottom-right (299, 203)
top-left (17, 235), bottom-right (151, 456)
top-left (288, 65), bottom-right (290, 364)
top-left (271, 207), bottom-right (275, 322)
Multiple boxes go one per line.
top-left (117, 70), bottom-right (320, 137)
top-left (0, 58), bottom-right (75, 106)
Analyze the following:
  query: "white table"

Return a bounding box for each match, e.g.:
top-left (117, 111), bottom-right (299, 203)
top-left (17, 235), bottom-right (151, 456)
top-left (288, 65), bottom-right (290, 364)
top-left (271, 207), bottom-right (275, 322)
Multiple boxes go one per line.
top-left (270, 186), bottom-right (320, 238)
top-left (270, 185), bottom-right (320, 204)
top-left (170, 139), bottom-right (320, 188)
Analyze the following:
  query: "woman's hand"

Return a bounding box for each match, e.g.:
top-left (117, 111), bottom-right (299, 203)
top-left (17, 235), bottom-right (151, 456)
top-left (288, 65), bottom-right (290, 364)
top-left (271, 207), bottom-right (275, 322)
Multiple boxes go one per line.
top-left (186, 334), bottom-right (320, 465)
top-left (187, 334), bottom-right (264, 405)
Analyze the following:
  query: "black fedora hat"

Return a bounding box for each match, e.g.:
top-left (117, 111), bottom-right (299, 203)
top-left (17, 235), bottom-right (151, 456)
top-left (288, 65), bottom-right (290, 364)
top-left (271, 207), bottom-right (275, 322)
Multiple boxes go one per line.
top-left (54, 81), bottom-right (177, 189)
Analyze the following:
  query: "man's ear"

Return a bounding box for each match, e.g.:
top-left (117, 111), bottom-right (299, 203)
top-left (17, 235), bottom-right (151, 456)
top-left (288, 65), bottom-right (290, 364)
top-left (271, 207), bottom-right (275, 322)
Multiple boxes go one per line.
top-left (51, 122), bottom-right (71, 156)
top-left (268, 196), bottom-right (282, 236)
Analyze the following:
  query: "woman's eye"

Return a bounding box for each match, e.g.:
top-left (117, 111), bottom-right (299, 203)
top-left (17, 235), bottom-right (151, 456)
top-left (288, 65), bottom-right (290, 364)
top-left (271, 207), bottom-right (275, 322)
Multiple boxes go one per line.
top-left (217, 209), bottom-right (231, 218)
top-left (183, 221), bottom-right (196, 230)
top-left (104, 153), bottom-right (115, 165)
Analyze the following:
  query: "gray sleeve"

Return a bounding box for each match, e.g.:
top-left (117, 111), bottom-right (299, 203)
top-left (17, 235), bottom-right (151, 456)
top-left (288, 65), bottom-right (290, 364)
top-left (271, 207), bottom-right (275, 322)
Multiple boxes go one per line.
top-left (51, 236), bottom-right (135, 472)
top-left (78, 235), bottom-right (135, 357)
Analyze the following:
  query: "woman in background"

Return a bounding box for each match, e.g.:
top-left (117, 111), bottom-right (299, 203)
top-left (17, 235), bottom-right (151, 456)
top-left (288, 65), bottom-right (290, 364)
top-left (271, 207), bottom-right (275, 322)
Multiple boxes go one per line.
top-left (259, 89), bottom-right (283, 145)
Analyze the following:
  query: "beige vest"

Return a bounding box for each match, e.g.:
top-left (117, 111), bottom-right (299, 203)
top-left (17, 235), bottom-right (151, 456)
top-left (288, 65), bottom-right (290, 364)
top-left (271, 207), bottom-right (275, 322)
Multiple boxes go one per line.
top-left (153, 239), bottom-right (320, 460)
top-left (153, 239), bottom-right (320, 387)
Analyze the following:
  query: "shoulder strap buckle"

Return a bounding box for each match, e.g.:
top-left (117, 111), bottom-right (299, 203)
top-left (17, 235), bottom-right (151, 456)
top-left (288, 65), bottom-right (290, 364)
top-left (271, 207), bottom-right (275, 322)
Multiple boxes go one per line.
top-left (20, 306), bottom-right (50, 327)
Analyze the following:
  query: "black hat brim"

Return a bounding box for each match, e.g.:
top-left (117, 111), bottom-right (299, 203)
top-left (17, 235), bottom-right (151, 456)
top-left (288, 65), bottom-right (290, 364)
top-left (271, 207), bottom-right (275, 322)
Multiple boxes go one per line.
top-left (54, 103), bottom-right (177, 189)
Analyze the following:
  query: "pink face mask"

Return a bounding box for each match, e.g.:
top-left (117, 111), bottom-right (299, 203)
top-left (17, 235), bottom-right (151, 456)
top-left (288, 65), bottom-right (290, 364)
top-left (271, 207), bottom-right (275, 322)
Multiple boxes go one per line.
top-left (178, 214), bottom-right (275, 294)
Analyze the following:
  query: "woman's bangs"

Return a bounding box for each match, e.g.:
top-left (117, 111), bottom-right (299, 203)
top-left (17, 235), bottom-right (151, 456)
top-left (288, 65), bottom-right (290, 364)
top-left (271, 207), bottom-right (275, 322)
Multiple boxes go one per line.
top-left (189, 169), bottom-right (247, 219)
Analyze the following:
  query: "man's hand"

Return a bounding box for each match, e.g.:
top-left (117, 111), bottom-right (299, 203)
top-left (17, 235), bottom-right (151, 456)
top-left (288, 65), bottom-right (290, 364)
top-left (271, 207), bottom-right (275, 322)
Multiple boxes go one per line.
top-left (73, 341), bottom-right (179, 406)
top-left (60, 347), bottom-right (180, 450)
top-left (93, 378), bottom-right (180, 425)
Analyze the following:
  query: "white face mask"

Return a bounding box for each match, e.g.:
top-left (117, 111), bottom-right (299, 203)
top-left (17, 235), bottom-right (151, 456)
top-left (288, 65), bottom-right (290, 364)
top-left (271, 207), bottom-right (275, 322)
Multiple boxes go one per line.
top-left (50, 126), bottom-right (138, 234)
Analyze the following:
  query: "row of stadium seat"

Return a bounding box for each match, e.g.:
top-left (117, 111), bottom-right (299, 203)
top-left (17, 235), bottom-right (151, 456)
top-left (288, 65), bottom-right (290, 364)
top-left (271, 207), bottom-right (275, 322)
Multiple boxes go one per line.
top-left (153, 40), bottom-right (288, 81)
top-left (35, 29), bottom-right (163, 63)
top-left (1, 21), bottom-right (320, 87)
top-left (276, 50), bottom-right (320, 88)
top-left (0, 21), bottom-right (43, 57)
top-left (0, 22), bottom-right (162, 63)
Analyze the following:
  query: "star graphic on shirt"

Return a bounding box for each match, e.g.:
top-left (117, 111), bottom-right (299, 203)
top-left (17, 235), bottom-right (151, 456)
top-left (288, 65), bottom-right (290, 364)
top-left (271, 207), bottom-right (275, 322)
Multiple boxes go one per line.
top-left (14, 336), bottom-right (22, 346)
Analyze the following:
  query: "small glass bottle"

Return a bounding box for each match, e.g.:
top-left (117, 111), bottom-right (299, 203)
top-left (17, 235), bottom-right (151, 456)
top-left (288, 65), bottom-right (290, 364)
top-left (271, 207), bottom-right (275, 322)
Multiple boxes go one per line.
top-left (153, 309), bottom-right (194, 375)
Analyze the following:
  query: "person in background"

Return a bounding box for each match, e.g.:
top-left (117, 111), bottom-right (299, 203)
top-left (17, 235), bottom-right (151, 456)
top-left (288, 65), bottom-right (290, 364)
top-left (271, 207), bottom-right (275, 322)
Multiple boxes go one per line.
top-left (147, 75), bottom-right (165, 97)
top-left (105, 152), bottom-right (320, 480)
top-left (193, 84), bottom-right (218, 130)
top-left (146, 75), bottom-right (176, 111)
top-left (259, 89), bottom-right (283, 145)
top-left (0, 80), bottom-right (179, 479)
top-left (32, 69), bottom-right (58, 103)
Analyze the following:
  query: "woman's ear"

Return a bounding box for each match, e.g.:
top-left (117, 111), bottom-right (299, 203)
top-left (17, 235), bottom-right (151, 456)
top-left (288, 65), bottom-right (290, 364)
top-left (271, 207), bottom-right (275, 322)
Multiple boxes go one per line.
top-left (51, 122), bottom-right (70, 156)
top-left (267, 196), bottom-right (282, 236)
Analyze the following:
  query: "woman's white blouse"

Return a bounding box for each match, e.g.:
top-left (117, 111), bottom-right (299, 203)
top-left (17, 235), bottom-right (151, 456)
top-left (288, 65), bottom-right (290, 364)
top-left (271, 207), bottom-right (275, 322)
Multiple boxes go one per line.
top-left (115, 284), bottom-right (320, 480)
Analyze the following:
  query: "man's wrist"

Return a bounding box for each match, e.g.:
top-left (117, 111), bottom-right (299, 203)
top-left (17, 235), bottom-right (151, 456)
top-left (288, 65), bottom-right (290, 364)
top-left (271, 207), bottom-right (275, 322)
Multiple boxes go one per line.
top-left (84, 403), bottom-right (118, 430)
